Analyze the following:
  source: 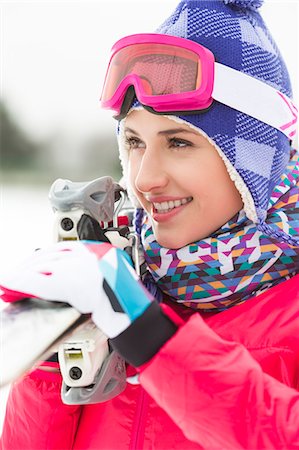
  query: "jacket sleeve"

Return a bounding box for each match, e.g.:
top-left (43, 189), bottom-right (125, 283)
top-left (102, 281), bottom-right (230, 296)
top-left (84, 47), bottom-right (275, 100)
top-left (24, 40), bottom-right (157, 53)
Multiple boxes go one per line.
top-left (139, 313), bottom-right (299, 449)
top-left (0, 364), bottom-right (82, 450)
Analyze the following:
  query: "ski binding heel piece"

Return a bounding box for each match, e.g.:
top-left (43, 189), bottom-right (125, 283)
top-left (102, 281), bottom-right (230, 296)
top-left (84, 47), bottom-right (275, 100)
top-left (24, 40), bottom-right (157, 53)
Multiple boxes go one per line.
top-left (58, 321), bottom-right (109, 388)
top-left (61, 348), bottom-right (127, 405)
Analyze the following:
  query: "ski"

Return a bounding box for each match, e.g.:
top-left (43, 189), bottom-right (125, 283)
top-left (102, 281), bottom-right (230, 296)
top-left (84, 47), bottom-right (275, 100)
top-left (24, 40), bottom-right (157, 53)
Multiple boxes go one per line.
top-left (0, 298), bottom-right (88, 387)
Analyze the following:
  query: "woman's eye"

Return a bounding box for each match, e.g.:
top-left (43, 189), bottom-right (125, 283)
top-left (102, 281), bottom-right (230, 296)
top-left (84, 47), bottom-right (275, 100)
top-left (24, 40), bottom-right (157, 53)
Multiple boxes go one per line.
top-left (168, 137), bottom-right (192, 148)
top-left (125, 136), bottom-right (145, 149)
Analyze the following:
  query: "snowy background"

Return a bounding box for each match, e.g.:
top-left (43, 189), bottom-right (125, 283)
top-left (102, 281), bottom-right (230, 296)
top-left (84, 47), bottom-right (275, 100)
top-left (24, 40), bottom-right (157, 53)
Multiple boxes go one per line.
top-left (0, 0), bottom-right (298, 435)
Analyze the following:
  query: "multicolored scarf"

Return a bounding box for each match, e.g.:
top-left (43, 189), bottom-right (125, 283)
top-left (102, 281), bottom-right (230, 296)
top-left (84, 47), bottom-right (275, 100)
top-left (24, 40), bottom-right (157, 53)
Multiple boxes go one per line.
top-left (141, 152), bottom-right (299, 311)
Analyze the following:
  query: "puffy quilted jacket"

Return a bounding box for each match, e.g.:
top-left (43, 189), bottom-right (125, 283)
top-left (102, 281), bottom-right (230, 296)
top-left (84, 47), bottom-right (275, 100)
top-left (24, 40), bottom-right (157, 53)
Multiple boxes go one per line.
top-left (1, 275), bottom-right (299, 449)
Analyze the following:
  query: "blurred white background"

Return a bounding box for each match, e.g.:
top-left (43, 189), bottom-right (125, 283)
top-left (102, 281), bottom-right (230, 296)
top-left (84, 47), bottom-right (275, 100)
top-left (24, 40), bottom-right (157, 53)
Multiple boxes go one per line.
top-left (0, 0), bottom-right (298, 435)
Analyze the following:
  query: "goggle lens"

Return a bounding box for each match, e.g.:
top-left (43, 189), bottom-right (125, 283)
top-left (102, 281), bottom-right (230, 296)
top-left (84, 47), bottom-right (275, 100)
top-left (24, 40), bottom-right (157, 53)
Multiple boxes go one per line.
top-left (102, 43), bottom-right (202, 102)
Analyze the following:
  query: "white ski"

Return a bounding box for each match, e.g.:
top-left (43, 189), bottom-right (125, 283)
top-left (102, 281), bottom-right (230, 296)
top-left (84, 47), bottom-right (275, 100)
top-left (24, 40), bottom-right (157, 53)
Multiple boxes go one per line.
top-left (0, 298), bottom-right (87, 386)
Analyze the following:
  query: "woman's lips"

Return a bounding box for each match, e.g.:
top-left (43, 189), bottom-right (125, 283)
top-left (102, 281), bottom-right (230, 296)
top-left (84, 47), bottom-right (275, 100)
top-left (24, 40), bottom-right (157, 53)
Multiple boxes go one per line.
top-left (150, 197), bottom-right (193, 222)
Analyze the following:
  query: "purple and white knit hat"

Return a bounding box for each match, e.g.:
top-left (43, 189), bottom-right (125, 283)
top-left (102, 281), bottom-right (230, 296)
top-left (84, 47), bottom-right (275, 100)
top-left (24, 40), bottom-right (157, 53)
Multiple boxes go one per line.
top-left (118, 0), bottom-right (298, 244)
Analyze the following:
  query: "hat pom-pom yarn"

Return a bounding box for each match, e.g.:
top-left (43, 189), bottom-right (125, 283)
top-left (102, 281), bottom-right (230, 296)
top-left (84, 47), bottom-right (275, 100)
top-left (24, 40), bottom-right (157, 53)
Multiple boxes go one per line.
top-left (222, 0), bottom-right (264, 10)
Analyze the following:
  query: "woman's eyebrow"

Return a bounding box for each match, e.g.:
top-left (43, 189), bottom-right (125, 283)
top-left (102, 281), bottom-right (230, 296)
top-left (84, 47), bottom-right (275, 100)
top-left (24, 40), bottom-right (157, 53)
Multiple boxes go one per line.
top-left (124, 127), bottom-right (140, 135)
top-left (124, 127), bottom-right (198, 136)
top-left (158, 128), bottom-right (198, 136)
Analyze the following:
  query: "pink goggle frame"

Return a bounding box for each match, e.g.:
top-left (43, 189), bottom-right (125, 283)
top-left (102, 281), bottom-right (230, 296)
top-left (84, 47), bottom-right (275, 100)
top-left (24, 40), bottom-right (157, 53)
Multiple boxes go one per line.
top-left (101, 33), bottom-right (297, 139)
top-left (101, 33), bottom-right (214, 119)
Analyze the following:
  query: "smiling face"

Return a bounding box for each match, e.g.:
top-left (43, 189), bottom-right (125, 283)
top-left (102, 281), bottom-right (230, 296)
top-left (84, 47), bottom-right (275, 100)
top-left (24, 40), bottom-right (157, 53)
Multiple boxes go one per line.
top-left (125, 109), bottom-right (243, 249)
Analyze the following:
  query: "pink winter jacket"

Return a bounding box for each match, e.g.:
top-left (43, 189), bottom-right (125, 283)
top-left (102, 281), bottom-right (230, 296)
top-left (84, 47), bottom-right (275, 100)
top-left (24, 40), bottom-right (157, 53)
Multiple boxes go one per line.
top-left (1, 274), bottom-right (299, 449)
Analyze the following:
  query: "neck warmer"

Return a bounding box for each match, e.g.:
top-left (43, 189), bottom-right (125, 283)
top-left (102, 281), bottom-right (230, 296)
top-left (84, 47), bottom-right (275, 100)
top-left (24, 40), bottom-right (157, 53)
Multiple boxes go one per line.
top-left (141, 152), bottom-right (299, 311)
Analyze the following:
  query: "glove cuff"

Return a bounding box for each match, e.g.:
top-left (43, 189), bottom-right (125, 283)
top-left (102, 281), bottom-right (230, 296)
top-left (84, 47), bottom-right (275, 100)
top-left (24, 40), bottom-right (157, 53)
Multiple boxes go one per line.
top-left (110, 302), bottom-right (178, 367)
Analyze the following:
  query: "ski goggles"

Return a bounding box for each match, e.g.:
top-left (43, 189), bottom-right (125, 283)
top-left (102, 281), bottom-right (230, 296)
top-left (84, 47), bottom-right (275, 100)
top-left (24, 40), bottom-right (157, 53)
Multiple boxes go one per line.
top-left (101, 33), bottom-right (297, 139)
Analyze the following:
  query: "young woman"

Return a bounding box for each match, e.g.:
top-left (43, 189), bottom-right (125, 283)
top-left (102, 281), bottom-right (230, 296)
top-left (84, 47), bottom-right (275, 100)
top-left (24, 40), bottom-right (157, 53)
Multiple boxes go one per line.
top-left (1, 0), bottom-right (298, 448)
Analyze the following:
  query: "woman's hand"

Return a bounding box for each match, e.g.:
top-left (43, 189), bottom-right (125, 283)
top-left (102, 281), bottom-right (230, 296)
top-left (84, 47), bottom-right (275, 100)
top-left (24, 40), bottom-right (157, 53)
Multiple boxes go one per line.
top-left (0, 240), bottom-right (177, 366)
top-left (0, 240), bottom-right (153, 339)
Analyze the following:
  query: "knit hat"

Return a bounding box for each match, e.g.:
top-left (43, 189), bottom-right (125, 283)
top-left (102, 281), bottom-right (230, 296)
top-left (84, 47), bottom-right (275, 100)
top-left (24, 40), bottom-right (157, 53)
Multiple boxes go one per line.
top-left (118, 0), bottom-right (298, 245)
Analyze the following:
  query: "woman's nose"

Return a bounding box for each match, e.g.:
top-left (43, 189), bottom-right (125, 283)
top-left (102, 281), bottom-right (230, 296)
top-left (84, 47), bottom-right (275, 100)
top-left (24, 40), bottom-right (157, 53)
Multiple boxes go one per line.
top-left (134, 148), bottom-right (168, 194)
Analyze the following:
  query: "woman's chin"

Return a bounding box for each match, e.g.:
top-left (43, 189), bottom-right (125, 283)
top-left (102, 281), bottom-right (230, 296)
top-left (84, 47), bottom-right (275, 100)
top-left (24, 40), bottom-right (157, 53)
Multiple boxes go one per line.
top-left (154, 234), bottom-right (195, 249)
top-left (153, 225), bottom-right (212, 248)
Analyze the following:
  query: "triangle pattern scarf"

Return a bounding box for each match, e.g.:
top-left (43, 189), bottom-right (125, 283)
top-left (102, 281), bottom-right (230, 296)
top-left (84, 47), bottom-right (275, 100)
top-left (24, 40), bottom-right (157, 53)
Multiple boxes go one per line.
top-left (141, 152), bottom-right (299, 311)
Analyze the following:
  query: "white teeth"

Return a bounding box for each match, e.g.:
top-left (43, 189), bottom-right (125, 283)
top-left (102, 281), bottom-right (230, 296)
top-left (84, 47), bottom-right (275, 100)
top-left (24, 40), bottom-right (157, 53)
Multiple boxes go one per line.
top-left (153, 197), bottom-right (192, 213)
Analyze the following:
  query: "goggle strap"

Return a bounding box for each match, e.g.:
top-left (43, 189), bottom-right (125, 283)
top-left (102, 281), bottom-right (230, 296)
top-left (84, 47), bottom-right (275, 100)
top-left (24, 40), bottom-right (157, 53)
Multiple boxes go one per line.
top-left (213, 63), bottom-right (298, 139)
